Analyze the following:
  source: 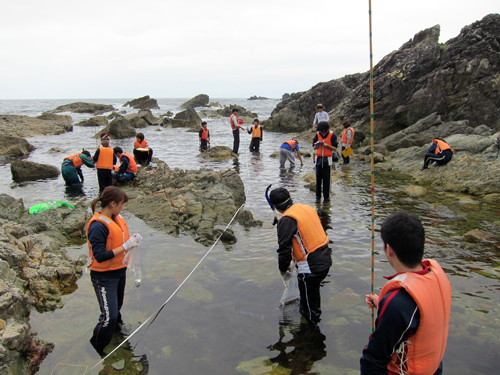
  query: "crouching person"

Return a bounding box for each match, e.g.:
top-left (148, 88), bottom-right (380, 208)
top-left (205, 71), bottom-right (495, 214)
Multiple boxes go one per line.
top-left (112, 147), bottom-right (138, 183)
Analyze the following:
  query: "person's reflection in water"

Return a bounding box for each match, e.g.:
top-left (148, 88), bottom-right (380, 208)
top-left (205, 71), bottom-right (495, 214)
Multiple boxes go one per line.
top-left (65, 183), bottom-right (85, 197)
top-left (267, 303), bottom-right (327, 374)
top-left (96, 334), bottom-right (149, 374)
top-left (232, 157), bottom-right (241, 174)
top-left (279, 166), bottom-right (296, 182)
top-left (316, 204), bottom-right (333, 232)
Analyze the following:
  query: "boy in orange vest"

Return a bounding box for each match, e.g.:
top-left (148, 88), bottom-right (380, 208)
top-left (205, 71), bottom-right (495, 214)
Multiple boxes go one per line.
top-left (361, 212), bottom-right (452, 375)
top-left (199, 121), bottom-right (210, 151)
top-left (247, 119), bottom-right (263, 152)
top-left (112, 147), bottom-right (138, 183)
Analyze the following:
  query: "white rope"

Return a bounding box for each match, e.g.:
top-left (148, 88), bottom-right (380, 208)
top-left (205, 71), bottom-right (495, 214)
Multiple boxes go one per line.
top-left (86, 118), bottom-right (254, 373)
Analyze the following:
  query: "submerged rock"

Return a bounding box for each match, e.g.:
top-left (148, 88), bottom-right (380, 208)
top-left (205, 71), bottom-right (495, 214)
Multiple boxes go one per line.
top-left (197, 146), bottom-right (237, 161)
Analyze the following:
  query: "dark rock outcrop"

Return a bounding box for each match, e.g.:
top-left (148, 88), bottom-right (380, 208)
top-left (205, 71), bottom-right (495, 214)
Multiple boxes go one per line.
top-left (162, 108), bottom-right (202, 128)
top-left (216, 105), bottom-right (258, 118)
top-left (0, 137), bottom-right (36, 157)
top-left (125, 110), bottom-right (160, 127)
top-left (123, 95), bottom-right (159, 110)
top-left (46, 102), bottom-right (114, 115)
top-left (98, 115), bottom-right (136, 139)
top-left (75, 116), bottom-right (108, 127)
top-left (247, 95), bottom-right (270, 100)
top-left (10, 161), bottom-right (60, 182)
top-left (178, 94), bottom-right (209, 109)
top-left (264, 14), bottom-right (500, 142)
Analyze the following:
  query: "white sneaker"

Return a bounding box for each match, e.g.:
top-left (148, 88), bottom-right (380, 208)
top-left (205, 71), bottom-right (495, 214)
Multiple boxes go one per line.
top-left (432, 162), bottom-right (438, 167)
top-left (148, 162), bottom-right (157, 169)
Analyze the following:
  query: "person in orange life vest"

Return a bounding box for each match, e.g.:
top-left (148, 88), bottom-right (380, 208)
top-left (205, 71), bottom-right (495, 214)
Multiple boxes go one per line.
top-left (247, 119), bottom-right (263, 152)
top-left (269, 188), bottom-right (332, 325)
top-left (199, 121), bottom-right (210, 151)
top-left (86, 186), bottom-right (143, 356)
top-left (61, 150), bottom-right (94, 186)
top-left (133, 132), bottom-right (153, 167)
top-left (279, 140), bottom-right (303, 168)
top-left (112, 147), bottom-right (138, 183)
top-left (230, 108), bottom-right (245, 155)
top-left (420, 138), bottom-right (454, 170)
top-left (312, 121), bottom-right (338, 201)
top-left (93, 135), bottom-right (117, 195)
top-left (340, 120), bottom-right (354, 165)
top-left (313, 103), bottom-right (330, 129)
top-left (361, 211), bottom-right (452, 375)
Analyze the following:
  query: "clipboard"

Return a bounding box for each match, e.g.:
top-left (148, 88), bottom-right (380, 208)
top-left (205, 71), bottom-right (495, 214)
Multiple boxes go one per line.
top-left (342, 147), bottom-right (353, 157)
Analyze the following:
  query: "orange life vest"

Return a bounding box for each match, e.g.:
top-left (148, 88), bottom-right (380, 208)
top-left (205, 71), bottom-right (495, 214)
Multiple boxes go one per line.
top-left (379, 259), bottom-right (452, 375)
top-left (251, 126), bottom-right (262, 138)
top-left (281, 204), bottom-right (329, 263)
top-left (432, 139), bottom-right (454, 154)
top-left (283, 140), bottom-right (298, 151)
top-left (200, 127), bottom-right (209, 140)
top-left (121, 152), bottom-right (138, 173)
top-left (230, 114), bottom-right (239, 130)
top-left (64, 153), bottom-right (84, 168)
top-left (341, 127), bottom-right (355, 146)
top-left (315, 132), bottom-right (334, 157)
top-left (95, 147), bottom-right (114, 170)
top-left (86, 212), bottom-right (129, 272)
top-left (134, 139), bottom-right (149, 149)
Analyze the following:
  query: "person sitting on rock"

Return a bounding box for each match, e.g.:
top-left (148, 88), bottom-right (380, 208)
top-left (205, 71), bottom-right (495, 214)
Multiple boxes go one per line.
top-left (199, 121), bottom-right (210, 152)
top-left (133, 132), bottom-right (154, 167)
top-left (420, 138), bottom-right (454, 170)
top-left (112, 147), bottom-right (138, 183)
top-left (61, 150), bottom-right (94, 187)
top-left (247, 119), bottom-right (262, 152)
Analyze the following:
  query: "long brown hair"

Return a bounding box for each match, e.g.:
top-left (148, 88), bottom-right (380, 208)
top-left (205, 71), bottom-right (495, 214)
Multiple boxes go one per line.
top-left (91, 186), bottom-right (129, 213)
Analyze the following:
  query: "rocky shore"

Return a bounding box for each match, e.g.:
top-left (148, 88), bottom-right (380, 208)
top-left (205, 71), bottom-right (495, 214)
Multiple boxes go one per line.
top-left (0, 195), bottom-right (90, 374)
top-left (263, 13), bottom-right (500, 197)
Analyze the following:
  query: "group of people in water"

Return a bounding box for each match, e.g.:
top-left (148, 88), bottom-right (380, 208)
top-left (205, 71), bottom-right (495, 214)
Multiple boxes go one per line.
top-left (76, 104), bottom-right (455, 374)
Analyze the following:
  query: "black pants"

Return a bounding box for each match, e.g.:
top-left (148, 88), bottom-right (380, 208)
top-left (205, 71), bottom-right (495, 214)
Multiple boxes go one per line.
top-left (298, 270), bottom-right (329, 324)
top-left (249, 138), bottom-right (260, 152)
top-left (133, 148), bottom-right (153, 166)
top-left (90, 268), bottom-right (126, 355)
top-left (97, 169), bottom-right (113, 195)
top-left (342, 146), bottom-right (350, 164)
top-left (232, 129), bottom-right (240, 155)
top-left (200, 139), bottom-right (208, 151)
top-left (424, 150), bottom-right (452, 167)
top-left (315, 158), bottom-right (330, 200)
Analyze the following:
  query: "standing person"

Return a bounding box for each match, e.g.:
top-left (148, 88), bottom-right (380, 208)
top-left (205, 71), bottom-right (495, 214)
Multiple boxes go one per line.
top-left (199, 121), bottom-right (210, 152)
top-left (112, 147), bottom-right (138, 183)
top-left (360, 211), bottom-right (452, 375)
top-left (313, 121), bottom-right (337, 201)
top-left (420, 138), bottom-right (454, 170)
top-left (61, 150), bottom-right (94, 187)
top-left (279, 140), bottom-right (303, 169)
top-left (248, 119), bottom-right (263, 152)
top-left (269, 187), bottom-right (332, 325)
top-left (313, 104), bottom-right (329, 129)
top-left (133, 133), bottom-right (154, 167)
top-left (86, 186), bottom-right (142, 355)
top-left (93, 135), bottom-right (116, 195)
top-left (340, 120), bottom-right (354, 165)
top-left (230, 108), bottom-right (244, 155)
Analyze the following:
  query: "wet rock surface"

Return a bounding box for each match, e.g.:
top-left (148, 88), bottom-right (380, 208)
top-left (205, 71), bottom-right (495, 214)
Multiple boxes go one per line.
top-left (45, 102), bottom-right (115, 115)
top-left (119, 160), bottom-right (246, 246)
top-left (0, 195), bottom-right (89, 374)
top-left (0, 136), bottom-right (36, 157)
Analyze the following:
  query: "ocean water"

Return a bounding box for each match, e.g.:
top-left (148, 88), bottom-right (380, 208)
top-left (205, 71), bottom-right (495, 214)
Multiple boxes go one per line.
top-left (1, 98), bottom-right (499, 375)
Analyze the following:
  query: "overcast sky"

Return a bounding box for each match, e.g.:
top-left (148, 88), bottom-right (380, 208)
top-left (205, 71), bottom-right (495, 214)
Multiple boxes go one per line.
top-left (0, 1), bottom-right (498, 100)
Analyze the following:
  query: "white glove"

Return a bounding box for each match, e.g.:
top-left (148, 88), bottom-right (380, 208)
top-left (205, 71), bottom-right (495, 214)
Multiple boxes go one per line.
top-left (123, 233), bottom-right (143, 251)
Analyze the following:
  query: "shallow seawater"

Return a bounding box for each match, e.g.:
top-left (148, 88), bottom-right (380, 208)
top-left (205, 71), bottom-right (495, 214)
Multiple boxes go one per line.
top-left (1, 98), bottom-right (499, 374)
